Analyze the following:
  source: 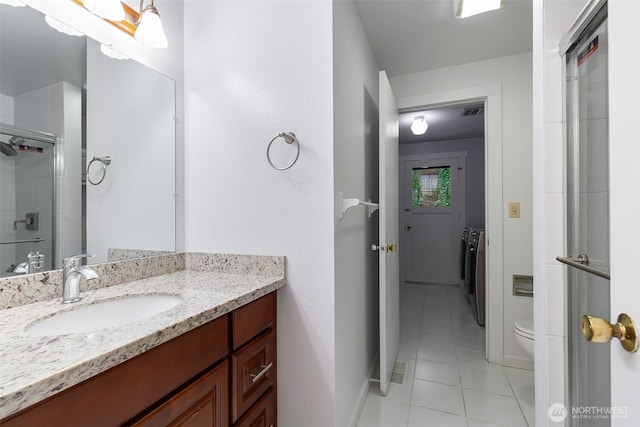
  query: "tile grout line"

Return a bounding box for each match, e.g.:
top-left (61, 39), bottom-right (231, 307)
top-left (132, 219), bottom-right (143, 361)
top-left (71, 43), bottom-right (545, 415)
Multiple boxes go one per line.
top-left (503, 368), bottom-right (532, 427)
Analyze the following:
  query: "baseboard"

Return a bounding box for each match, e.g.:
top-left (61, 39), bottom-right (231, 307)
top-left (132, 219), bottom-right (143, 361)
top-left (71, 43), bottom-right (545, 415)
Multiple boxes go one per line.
top-left (346, 353), bottom-right (379, 427)
top-left (503, 354), bottom-right (534, 371)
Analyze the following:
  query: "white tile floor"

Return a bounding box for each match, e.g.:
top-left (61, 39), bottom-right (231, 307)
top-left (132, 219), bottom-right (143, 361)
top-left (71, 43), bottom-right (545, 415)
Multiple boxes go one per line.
top-left (357, 284), bottom-right (535, 427)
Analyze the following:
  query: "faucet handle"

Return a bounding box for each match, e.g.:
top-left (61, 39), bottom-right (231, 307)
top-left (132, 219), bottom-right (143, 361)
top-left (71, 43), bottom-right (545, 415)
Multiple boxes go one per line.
top-left (63, 254), bottom-right (95, 269)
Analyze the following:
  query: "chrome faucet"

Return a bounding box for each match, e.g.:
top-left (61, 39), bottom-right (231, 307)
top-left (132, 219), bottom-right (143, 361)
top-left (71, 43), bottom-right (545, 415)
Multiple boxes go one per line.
top-left (62, 254), bottom-right (99, 303)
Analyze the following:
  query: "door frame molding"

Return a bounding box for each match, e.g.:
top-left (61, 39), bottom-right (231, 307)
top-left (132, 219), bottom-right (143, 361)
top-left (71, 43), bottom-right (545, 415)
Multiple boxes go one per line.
top-left (397, 84), bottom-right (503, 364)
top-left (399, 151), bottom-right (467, 286)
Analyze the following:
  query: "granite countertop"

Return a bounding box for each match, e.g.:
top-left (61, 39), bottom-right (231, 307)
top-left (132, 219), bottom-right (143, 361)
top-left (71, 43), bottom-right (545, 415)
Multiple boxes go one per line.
top-left (0, 267), bottom-right (284, 419)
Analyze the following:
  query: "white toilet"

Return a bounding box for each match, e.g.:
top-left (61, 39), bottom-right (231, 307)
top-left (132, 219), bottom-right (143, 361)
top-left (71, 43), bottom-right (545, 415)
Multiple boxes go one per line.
top-left (513, 319), bottom-right (534, 358)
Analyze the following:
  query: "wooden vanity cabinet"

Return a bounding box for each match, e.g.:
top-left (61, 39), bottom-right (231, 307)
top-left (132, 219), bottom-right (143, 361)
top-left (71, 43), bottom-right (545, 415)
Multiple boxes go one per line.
top-left (1, 314), bottom-right (229, 427)
top-left (231, 293), bottom-right (277, 425)
top-left (129, 361), bottom-right (229, 427)
top-left (1, 291), bottom-right (277, 427)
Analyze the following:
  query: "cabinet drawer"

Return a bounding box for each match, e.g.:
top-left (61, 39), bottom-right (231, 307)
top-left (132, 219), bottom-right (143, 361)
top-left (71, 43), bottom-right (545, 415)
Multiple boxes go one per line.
top-left (234, 388), bottom-right (275, 427)
top-left (232, 293), bottom-right (274, 350)
top-left (129, 361), bottom-right (229, 427)
top-left (231, 330), bottom-right (275, 422)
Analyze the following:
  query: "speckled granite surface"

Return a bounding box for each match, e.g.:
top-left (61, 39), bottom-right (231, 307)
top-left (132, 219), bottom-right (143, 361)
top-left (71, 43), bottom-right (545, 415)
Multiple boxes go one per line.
top-left (0, 253), bottom-right (285, 420)
top-left (0, 253), bottom-right (185, 310)
top-left (108, 248), bottom-right (174, 262)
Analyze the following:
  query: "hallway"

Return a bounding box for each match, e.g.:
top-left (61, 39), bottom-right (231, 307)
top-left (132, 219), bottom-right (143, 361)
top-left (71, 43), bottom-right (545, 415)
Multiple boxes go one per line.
top-left (357, 284), bottom-right (534, 427)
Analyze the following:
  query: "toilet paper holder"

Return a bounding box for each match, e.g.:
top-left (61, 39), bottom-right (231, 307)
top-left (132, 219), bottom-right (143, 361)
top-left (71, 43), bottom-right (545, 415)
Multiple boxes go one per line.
top-left (513, 275), bottom-right (533, 297)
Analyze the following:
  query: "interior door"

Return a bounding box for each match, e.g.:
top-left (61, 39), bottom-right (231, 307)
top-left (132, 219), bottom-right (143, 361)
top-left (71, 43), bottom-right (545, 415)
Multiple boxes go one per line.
top-left (403, 155), bottom-right (462, 285)
top-left (607, 1), bottom-right (640, 424)
top-left (561, 2), bottom-right (640, 425)
top-left (378, 70), bottom-right (400, 396)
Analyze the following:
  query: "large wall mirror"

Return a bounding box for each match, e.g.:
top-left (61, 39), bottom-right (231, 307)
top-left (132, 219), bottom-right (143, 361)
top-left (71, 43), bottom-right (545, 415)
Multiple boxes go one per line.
top-left (0, 3), bottom-right (175, 278)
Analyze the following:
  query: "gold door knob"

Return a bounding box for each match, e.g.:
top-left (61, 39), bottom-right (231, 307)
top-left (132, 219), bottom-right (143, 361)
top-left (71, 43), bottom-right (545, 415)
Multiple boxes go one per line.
top-left (386, 244), bottom-right (397, 252)
top-left (582, 313), bottom-right (638, 353)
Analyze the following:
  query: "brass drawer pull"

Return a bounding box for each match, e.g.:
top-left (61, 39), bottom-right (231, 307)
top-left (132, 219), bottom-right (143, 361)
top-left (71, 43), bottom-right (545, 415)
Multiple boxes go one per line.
top-left (249, 363), bottom-right (273, 383)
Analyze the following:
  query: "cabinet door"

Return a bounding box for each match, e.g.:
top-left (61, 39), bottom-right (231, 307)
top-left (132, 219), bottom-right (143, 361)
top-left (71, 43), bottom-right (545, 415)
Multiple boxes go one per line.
top-left (234, 389), bottom-right (275, 427)
top-left (232, 330), bottom-right (275, 422)
top-left (130, 361), bottom-right (229, 427)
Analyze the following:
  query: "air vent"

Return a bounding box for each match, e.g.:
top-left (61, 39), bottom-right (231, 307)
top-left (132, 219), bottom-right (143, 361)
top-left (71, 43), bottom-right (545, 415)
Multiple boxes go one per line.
top-left (462, 107), bottom-right (483, 116)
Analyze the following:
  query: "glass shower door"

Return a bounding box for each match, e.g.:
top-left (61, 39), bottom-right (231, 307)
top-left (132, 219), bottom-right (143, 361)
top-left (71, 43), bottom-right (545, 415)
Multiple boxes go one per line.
top-left (563, 4), bottom-right (610, 426)
top-left (0, 127), bottom-right (55, 277)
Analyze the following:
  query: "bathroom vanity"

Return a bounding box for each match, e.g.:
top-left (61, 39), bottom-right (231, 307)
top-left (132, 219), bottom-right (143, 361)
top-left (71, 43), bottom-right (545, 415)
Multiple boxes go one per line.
top-left (0, 253), bottom-right (284, 426)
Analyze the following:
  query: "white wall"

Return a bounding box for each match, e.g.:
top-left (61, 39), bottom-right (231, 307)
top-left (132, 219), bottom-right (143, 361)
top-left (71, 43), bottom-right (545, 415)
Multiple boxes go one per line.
top-left (0, 94), bottom-right (13, 124)
top-left (533, 0), bottom-right (588, 425)
top-left (183, 2), bottom-right (336, 426)
top-left (390, 53), bottom-right (534, 368)
top-left (333, 1), bottom-right (380, 426)
top-left (86, 39), bottom-right (175, 263)
top-left (59, 82), bottom-right (83, 264)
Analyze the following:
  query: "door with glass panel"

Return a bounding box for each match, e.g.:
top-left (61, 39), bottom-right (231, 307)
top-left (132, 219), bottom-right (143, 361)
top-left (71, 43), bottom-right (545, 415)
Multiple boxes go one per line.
top-left (403, 154), bottom-right (462, 285)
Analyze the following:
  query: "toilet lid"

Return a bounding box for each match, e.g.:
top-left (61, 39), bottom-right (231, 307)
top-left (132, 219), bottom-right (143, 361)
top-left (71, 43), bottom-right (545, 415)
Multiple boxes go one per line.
top-left (514, 320), bottom-right (534, 338)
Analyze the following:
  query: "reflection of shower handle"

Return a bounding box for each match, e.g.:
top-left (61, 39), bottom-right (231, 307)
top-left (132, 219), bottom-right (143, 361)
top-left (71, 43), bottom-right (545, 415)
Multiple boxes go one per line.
top-left (13, 212), bottom-right (38, 231)
top-left (13, 219), bottom-right (29, 231)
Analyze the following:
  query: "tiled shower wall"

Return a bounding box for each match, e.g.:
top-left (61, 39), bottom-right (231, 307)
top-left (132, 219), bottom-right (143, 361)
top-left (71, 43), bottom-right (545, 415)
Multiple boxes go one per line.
top-left (0, 82), bottom-right (82, 274)
top-left (534, 1), bottom-right (589, 425)
top-left (0, 93), bottom-right (16, 272)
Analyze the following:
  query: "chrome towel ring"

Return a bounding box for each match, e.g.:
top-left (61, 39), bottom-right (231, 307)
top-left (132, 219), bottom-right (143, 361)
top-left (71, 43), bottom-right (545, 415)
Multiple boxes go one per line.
top-left (267, 131), bottom-right (300, 170)
top-left (87, 156), bottom-right (112, 185)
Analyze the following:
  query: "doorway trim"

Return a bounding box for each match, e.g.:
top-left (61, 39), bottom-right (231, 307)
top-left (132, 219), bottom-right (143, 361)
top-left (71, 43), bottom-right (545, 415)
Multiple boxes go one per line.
top-left (397, 83), bottom-right (503, 364)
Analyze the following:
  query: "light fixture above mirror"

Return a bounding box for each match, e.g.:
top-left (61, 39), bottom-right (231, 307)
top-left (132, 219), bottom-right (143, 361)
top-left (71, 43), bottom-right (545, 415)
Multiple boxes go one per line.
top-left (68, 0), bottom-right (168, 49)
top-left (134, 0), bottom-right (167, 48)
top-left (0, 0), bottom-right (25, 7)
top-left (45, 14), bottom-right (84, 36)
top-left (83, 0), bottom-right (124, 22)
top-left (454, 0), bottom-right (505, 19)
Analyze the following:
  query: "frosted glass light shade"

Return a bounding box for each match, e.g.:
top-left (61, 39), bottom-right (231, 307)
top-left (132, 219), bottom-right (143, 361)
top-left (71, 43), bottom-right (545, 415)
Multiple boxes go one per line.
top-left (45, 15), bottom-right (84, 37)
top-left (0, 0), bottom-right (26, 7)
top-left (134, 5), bottom-right (168, 48)
top-left (83, 0), bottom-right (125, 21)
top-left (410, 116), bottom-right (429, 135)
top-left (454, 0), bottom-right (504, 19)
top-left (100, 43), bottom-right (129, 60)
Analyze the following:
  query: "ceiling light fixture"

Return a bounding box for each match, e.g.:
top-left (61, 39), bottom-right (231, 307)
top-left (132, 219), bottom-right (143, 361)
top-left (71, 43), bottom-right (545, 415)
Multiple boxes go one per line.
top-left (134, 0), bottom-right (168, 48)
top-left (45, 15), bottom-right (84, 37)
top-left (410, 116), bottom-right (429, 136)
top-left (0, 0), bottom-right (25, 6)
top-left (100, 43), bottom-right (130, 60)
top-left (454, 0), bottom-right (505, 19)
top-left (83, 0), bottom-right (125, 22)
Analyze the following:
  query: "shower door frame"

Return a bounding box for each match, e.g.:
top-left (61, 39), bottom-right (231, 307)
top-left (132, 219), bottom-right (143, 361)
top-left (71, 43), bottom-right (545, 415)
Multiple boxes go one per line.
top-left (562, 3), bottom-right (611, 424)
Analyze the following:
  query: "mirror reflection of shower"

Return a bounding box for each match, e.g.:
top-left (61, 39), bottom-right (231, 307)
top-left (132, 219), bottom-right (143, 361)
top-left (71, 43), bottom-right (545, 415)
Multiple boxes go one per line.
top-left (0, 136), bottom-right (22, 157)
top-left (0, 124), bottom-right (57, 277)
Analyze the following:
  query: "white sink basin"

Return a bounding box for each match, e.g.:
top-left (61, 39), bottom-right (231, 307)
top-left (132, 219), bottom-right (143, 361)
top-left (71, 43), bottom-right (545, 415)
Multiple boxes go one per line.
top-left (26, 294), bottom-right (182, 336)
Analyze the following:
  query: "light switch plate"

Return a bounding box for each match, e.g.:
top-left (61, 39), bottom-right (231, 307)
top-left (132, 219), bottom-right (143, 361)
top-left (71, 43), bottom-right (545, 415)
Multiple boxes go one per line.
top-left (508, 202), bottom-right (520, 218)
